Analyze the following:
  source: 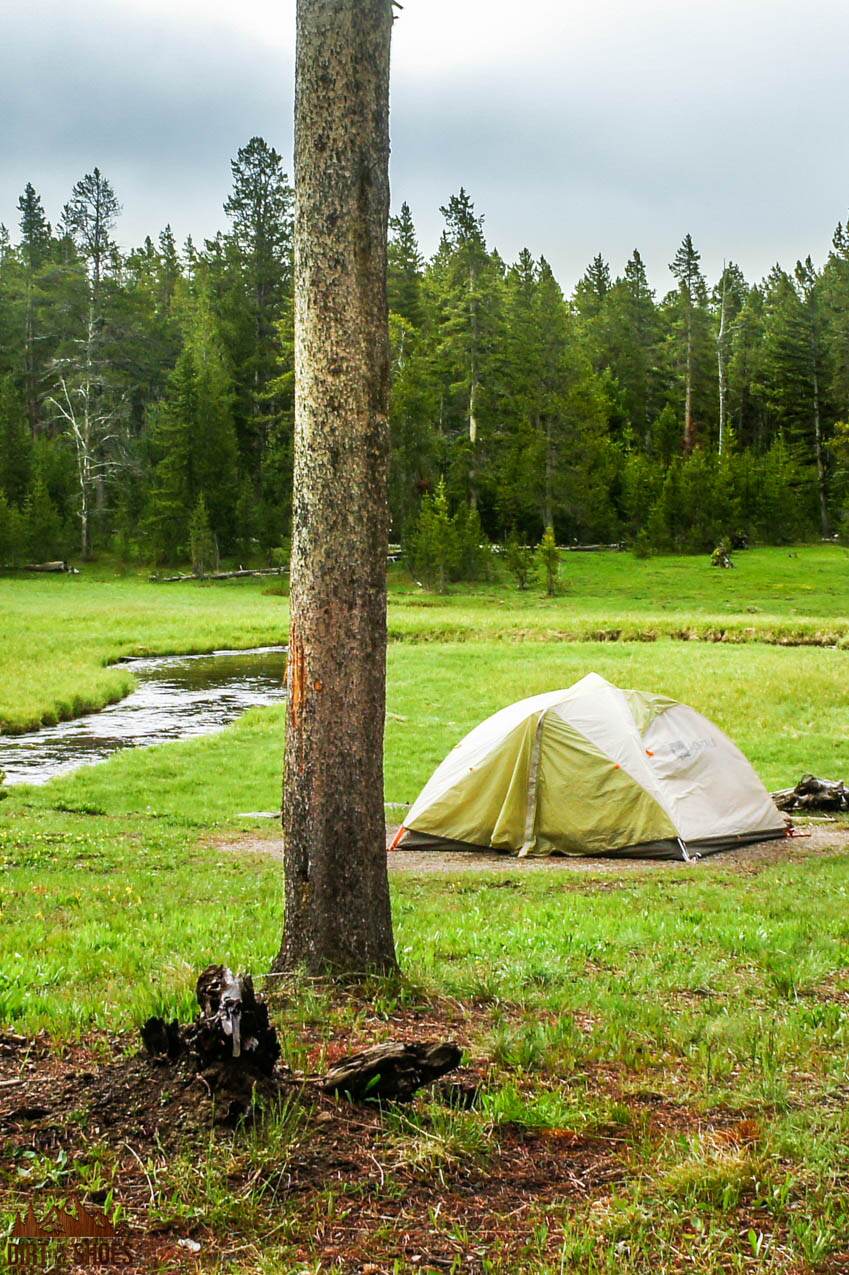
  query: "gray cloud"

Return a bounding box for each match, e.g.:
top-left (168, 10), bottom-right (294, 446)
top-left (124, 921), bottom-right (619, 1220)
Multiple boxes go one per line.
top-left (3, 0), bottom-right (849, 292)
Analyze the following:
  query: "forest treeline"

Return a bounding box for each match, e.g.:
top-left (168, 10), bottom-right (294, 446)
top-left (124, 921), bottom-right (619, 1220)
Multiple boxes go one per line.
top-left (1, 135), bottom-right (849, 569)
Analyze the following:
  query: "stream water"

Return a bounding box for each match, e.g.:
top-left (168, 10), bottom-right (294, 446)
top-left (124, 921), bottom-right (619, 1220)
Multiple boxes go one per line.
top-left (0, 646), bottom-right (287, 786)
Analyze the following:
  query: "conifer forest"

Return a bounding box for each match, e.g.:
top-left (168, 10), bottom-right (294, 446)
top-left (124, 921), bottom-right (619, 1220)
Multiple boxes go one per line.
top-left (2, 135), bottom-right (849, 569)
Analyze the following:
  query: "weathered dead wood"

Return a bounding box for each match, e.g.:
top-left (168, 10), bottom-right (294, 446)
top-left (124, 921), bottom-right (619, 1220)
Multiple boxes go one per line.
top-left (140, 967), bottom-right (462, 1117)
top-left (23, 561), bottom-right (78, 573)
top-left (563, 543), bottom-right (625, 553)
top-left (322, 1041), bottom-right (462, 1102)
top-left (150, 567), bottom-right (288, 583)
top-left (141, 965), bottom-right (281, 1122)
top-left (772, 774), bottom-right (849, 813)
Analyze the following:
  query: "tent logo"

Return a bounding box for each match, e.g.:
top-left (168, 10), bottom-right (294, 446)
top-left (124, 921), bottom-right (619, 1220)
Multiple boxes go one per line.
top-left (5, 1196), bottom-right (133, 1269)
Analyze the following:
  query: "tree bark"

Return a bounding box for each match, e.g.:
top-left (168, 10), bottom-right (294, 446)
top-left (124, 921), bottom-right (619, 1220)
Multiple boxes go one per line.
top-left (812, 358), bottom-right (830, 538)
top-left (717, 269), bottom-right (728, 456)
top-left (275, 0), bottom-right (396, 976)
top-left (684, 303), bottom-right (695, 454)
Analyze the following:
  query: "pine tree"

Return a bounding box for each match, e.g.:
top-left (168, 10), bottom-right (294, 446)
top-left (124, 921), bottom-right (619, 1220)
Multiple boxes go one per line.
top-left (574, 254), bottom-right (612, 321)
top-left (16, 183), bottom-right (53, 435)
top-left (217, 137), bottom-right (294, 474)
top-left (53, 169), bottom-right (124, 556)
top-left (388, 202), bottom-right (423, 325)
top-left (147, 286), bottom-right (239, 559)
top-left (669, 234), bottom-right (708, 451)
top-left (275, 0), bottom-right (396, 975)
top-left (24, 471), bottom-right (63, 561)
top-left (436, 188), bottom-right (502, 508)
top-left (157, 225), bottom-right (181, 313)
top-left (61, 169), bottom-right (120, 289)
top-left (573, 254), bottom-right (615, 379)
top-left (234, 475), bottom-right (259, 561)
top-left (762, 261), bottom-right (832, 536)
top-left (408, 478), bottom-right (459, 592)
top-left (18, 183), bottom-right (51, 271)
top-left (821, 217), bottom-right (849, 446)
top-left (728, 284), bottom-right (768, 448)
top-left (0, 376), bottom-right (33, 504)
top-left (604, 250), bottom-right (664, 445)
top-left (0, 491), bottom-right (25, 566)
top-left (387, 312), bottom-right (438, 534)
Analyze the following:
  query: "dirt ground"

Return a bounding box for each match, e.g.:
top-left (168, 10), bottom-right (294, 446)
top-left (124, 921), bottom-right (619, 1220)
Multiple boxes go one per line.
top-left (216, 820), bottom-right (849, 876)
top-left (0, 1001), bottom-right (774, 1273)
top-left (4, 823), bottom-right (849, 1269)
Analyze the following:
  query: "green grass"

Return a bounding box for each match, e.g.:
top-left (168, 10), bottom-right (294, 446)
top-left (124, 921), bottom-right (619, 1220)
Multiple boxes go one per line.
top-left (3, 549), bottom-right (849, 1270)
top-left (3, 801), bottom-right (849, 1268)
top-left (14, 637), bottom-right (849, 825)
top-left (2, 543), bottom-right (849, 733)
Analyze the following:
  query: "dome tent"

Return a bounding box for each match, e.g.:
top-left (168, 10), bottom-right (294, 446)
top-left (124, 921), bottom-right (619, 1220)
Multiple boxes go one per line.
top-left (391, 674), bottom-right (786, 860)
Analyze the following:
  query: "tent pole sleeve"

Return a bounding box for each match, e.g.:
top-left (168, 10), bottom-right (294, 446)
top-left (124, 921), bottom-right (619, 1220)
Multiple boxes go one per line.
top-left (519, 713), bottom-right (547, 858)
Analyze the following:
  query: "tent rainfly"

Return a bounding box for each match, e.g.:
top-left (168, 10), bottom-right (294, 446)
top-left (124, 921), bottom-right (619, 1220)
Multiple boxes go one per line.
top-left (390, 673), bottom-right (786, 860)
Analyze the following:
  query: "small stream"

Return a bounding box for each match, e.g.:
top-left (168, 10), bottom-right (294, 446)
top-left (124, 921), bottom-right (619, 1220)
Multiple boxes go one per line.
top-left (0, 646), bottom-right (287, 786)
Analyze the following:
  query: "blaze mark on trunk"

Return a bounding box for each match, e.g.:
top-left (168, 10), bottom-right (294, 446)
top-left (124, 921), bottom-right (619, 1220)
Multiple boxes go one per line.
top-left (288, 628), bottom-right (306, 732)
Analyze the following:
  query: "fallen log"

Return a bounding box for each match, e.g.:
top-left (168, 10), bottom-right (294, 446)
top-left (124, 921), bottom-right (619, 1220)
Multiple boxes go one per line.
top-left (322, 1041), bottom-right (462, 1102)
top-left (563, 542), bottom-right (625, 553)
top-left (150, 567), bottom-right (288, 583)
top-left (772, 774), bottom-right (849, 813)
top-left (23, 561), bottom-right (78, 574)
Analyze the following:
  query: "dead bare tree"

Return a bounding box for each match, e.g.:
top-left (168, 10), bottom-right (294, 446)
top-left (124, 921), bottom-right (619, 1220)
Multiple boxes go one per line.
top-left (54, 170), bottom-right (124, 558)
top-left (47, 373), bottom-right (125, 559)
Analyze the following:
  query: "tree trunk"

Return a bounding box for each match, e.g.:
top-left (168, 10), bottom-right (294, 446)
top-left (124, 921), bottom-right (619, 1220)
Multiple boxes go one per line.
top-left (24, 283), bottom-right (38, 438)
top-left (812, 358), bottom-right (830, 538)
top-left (274, 0), bottom-right (396, 976)
top-left (542, 413), bottom-right (553, 529)
top-left (468, 372), bottom-right (479, 509)
top-left (684, 304), bottom-right (695, 453)
top-left (717, 270), bottom-right (727, 456)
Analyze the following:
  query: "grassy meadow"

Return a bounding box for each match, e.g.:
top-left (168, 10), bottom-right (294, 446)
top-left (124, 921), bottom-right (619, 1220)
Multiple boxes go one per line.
top-left (2, 543), bottom-right (849, 735)
top-left (2, 545), bottom-right (849, 1272)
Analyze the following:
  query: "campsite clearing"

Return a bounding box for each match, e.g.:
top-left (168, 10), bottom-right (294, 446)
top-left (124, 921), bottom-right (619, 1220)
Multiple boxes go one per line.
top-left (2, 551), bottom-right (849, 1270)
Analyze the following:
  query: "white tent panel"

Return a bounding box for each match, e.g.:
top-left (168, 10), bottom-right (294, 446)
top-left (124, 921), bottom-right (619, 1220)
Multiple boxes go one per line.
top-left (643, 704), bottom-right (781, 843)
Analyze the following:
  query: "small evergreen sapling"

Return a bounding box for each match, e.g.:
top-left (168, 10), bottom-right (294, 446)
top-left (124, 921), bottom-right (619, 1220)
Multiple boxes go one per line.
top-left (0, 492), bottom-right (25, 567)
top-left (408, 479), bottom-right (459, 593)
top-left (536, 524), bottom-right (560, 595)
top-left (504, 529), bottom-right (531, 588)
top-left (189, 494), bottom-right (217, 578)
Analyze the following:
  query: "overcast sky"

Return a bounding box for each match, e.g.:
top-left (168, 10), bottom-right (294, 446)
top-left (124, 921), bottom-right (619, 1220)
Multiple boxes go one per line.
top-left (3, 0), bottom-right (849, 292)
